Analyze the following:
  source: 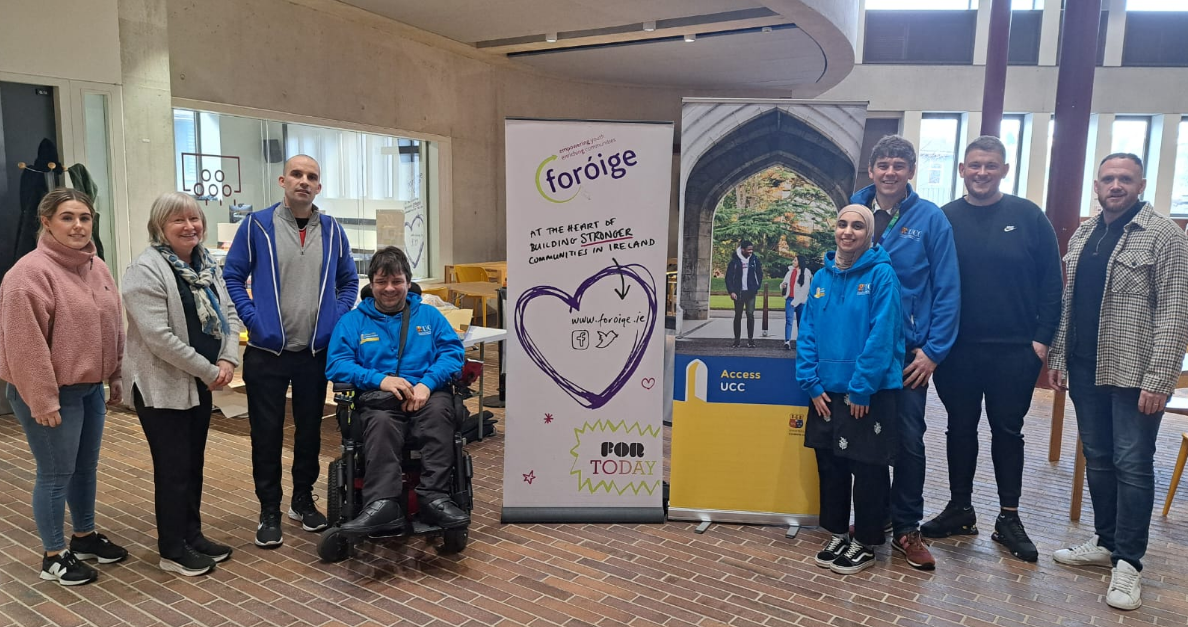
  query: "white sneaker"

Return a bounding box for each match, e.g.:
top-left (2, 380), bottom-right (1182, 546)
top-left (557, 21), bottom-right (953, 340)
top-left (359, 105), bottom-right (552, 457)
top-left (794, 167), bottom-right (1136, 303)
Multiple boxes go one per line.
top-left (1106, 560), bottom-right (1142, 610)
top-left (1053, 534), bottom-right (1112, 567)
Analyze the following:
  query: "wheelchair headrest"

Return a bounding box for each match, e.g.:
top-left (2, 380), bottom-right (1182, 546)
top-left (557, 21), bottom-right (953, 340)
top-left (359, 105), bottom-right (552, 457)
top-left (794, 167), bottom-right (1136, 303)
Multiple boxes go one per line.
top-left (360, 281), bottom-right (420, 301)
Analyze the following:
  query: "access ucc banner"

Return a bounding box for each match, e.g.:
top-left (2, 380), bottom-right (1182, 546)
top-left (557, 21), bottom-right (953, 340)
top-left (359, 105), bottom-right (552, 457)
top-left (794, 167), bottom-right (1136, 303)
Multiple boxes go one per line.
top-left (502, 118), bottom-right (673, 523)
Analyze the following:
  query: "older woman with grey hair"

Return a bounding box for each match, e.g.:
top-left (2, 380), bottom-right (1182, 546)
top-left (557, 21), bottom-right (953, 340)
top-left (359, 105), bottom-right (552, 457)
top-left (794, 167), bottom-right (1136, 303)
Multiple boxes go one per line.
top-left (122, 191), bottom-right (240, 577)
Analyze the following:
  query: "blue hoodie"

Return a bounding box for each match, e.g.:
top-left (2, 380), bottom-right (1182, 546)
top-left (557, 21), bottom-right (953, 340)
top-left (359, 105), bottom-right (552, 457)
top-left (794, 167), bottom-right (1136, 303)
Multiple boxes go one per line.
top-left (223, 203), bottom-right (359, 354)
top-left (851, 184), bottom-right (960, 365)
top-left (796, 245), bottom-right (905, 406)
top-left (325, 293), bottom-right (465, 392)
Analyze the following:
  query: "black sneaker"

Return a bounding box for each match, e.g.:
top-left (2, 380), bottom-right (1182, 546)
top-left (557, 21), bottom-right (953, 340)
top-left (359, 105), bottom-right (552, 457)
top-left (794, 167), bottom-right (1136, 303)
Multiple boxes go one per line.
top-left (921, 503), bottom-right (978, 538)
top-left (69, 532), bottom-right (128, 564)
top-left (189, 535), bottom-right (233, 563)
top-left (159, 544), bottom-right (215, 577)
top-left (255, 511), bottom-right (283, 548)
top-left (40, 551), bottom-right (98, 586)
top-left (289, 492), bottom-right (329, 532)
top-left (814, 535), bottom-right (848, 568)
top-left (731, 340), bottom-right (741, 348)
top-left (829, 541), bottom-right (876, 575)
top-left (783, 342), bottom-right (792, 351)
top-left (992, 512), bottom-right (1038, 562)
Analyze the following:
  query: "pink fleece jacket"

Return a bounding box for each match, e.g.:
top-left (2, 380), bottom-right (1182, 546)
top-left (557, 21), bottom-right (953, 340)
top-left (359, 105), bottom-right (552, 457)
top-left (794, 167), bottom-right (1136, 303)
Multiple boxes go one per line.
top-left (0, 234), bottom-right (124, 418)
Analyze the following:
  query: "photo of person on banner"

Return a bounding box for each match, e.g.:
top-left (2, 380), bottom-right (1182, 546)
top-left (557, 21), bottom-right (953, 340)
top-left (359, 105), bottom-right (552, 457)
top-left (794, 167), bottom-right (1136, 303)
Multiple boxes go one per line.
top-left (796, 204), bottom-right (904, 576)
top-left (780, 255), bottom-right (811, 350)
top-left (725, 239), bottom-right (762, 348)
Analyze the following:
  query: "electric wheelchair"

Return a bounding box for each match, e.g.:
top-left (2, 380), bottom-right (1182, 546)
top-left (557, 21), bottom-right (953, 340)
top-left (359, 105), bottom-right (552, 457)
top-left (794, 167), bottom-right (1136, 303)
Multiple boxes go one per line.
top-left (316, 374), bottom-right (477, 562)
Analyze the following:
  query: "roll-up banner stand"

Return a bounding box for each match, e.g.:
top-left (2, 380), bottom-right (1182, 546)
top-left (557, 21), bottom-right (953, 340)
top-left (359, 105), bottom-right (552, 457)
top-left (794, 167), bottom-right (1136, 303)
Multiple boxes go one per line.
top-left (502, 118), bottom-right (673, 523)
top-left (670, 98), bottom-right (868, 526)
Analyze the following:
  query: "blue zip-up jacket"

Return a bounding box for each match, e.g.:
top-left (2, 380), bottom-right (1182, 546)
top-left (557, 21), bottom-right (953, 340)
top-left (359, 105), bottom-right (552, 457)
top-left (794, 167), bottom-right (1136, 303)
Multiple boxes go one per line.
top-left (223, 203), bottom-right (359, 354)
top-left (796, 245), bottom-right (905, 406)
top-left (851, 184), bottom-right (960, 364)
top-left (325, 294), bottom-right (465, 392)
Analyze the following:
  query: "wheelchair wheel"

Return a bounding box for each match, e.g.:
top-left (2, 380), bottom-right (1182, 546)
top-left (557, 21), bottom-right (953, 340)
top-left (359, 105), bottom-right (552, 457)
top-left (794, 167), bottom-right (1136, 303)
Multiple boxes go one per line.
top-left (318, 527), bottom-right (351, 563)
top-left (326, 458), bottom-right (344, 525)
top-left (440, 527), bottom-right (468, 554)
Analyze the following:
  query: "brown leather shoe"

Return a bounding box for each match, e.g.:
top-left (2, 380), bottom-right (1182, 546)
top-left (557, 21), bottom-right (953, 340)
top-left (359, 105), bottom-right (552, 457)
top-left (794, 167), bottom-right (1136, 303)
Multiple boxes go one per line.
top-left (893, 530), bottom-right (936, 571)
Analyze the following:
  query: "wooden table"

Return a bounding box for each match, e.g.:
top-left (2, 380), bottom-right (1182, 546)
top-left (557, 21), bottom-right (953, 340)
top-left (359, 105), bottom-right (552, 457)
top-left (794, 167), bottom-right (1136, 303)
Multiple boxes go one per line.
top-left (448, 261), bottom-right (507, 285)
top-left (1062, 354), bottom-right (1188, 520)
top-left (448, 281), bottom-right (501, 327)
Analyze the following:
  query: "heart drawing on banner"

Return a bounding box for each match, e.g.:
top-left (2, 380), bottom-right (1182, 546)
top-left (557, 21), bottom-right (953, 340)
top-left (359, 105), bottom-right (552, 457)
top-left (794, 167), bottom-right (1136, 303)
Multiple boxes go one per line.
top-left (640, 378), bottom-right (655, 390)
top-left (515, 263), bottom-right (657, 410)
top-left (404, 214), bottom-right (426, 268)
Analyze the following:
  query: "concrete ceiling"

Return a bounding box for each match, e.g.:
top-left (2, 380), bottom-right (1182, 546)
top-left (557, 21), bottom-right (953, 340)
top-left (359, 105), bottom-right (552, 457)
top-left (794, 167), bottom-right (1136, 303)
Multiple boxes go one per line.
top-left (336, 0), bottom-right (857, 92)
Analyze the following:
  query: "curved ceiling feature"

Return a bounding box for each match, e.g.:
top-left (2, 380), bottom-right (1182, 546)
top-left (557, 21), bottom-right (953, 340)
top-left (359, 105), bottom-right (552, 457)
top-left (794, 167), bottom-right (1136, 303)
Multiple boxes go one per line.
top-left (336, 0), bottom-right (857, 93)
top-left (509, 27), bottom-right (827, 90)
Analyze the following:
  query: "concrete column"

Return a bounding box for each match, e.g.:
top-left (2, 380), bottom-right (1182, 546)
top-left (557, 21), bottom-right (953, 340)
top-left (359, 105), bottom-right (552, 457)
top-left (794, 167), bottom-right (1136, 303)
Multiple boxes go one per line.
top-left (118, 0), bottom-right (175, 259)
top-left (973, 0), bottom-right (992, 66)
top-left (1025, 113), bottom-right (1051, 206)
top-left (1103, 0), bottom-right (1127, 67)
top-left (1084, 114), bottom-right (1114, 216)
top-left (1148, 114), bottom-right (1179, 216)
top-left (1038, 0), bottom-right (1061, 66)
top-left (902, 111), bottom-right (923, 187)
top-left (855, 0), bottom-right (867, 64)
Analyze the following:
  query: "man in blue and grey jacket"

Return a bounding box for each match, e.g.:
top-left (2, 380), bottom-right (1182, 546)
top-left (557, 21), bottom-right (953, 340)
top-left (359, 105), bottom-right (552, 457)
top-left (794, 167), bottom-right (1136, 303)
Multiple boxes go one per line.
top-left (224, 154), bottom-right (359, 548)
top-left (850, 135), bottom-right (961, 571)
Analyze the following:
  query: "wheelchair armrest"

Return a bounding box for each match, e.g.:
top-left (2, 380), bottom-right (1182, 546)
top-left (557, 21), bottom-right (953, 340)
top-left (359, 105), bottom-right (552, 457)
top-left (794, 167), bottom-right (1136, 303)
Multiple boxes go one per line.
top-left (332, 382), bottom-right (356, 393)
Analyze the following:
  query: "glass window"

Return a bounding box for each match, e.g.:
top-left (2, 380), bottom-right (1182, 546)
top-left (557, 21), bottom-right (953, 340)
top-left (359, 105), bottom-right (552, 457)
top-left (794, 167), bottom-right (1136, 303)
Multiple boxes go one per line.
top-left (864, 0), bottom-right (1041, 8)
top-left (918, 114), bottom-right (963, 206)
top-left (172, 108), bottom-right (435, 279)
top-left (1000, 114), bottom-right (1026, 195)
top-left (1111, 116), bottom-right (1151, 166)
top-left (1127, 0), bottom-right (1188, 10)
top-left (1171, 119), bottom-right (1188, 216)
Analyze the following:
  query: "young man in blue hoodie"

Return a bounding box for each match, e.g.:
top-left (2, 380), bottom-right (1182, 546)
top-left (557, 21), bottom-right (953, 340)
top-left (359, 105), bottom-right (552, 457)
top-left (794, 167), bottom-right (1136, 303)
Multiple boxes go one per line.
top-left (850, 135), bottom-right (961, 571)
top-left (224, 155), bottom-right (359, 548)
top-left (325, 247), bottom-right (468, 533)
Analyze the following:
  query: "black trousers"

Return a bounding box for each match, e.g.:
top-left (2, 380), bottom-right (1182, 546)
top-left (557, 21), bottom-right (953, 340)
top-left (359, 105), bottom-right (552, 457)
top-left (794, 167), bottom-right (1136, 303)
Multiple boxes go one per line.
top-left (815, 449), bottom-right (889, 547)
top-left (933, 343), bottom-right (1042, 509)
top-left (134, 384), bottom-right (212, 557)
top-left (243, 347), bottom-right (328, 512)
top-left (732, 290), bottom-right (757, 341)
top-left (356, 391), bottom-right (454, 505)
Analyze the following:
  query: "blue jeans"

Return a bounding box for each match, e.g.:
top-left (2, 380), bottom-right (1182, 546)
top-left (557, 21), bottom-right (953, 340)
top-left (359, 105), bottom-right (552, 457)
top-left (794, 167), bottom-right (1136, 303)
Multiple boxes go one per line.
top-left (784, 300), bottom-right (804, 342)
top-left (7, 383), bottom-right (106, 552)
top-left (1067, 358), bottom-right (1163, 571)
top-left (891, 382), bottom-right (928, 534)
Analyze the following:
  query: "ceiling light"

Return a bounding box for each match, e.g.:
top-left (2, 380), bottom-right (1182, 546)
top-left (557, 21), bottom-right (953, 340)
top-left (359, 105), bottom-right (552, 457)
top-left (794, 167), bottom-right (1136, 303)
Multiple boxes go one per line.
top-left (684, 34), bottom-right (696, 42)
top-left (643, 21), bottom-right (656, 32)
top-left (546, 32), bottom-right (558, 43)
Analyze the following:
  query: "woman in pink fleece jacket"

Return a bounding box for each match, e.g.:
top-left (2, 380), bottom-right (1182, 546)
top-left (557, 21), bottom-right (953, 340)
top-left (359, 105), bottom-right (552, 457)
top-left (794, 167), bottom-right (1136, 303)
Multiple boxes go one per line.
top-left (0, 189), bottom-right (128, 586)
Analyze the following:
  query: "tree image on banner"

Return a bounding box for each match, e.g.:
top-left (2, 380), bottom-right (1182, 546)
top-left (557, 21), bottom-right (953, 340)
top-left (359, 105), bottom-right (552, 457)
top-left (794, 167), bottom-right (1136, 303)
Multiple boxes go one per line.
top-left (514, 261), bottom-right (657, 410)
top-left (710, 167), bottom-right (834, 309)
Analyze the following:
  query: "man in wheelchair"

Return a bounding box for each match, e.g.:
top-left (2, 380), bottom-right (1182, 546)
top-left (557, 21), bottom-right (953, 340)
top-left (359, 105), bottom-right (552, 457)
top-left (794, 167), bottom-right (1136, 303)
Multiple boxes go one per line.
top-left (325, 246), bottom-right (468, 535)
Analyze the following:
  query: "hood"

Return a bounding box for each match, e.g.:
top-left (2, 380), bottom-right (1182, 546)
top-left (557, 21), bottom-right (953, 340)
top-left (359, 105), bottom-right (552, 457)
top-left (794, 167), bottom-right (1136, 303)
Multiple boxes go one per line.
top-left (736, 247), bottom-right (753, 261)
top-left (358, 291), bottom-right (423, 320)
top-left (851, 183), bottom-right (921, 213)
top-left (824, 244), bottom-right (892, 274)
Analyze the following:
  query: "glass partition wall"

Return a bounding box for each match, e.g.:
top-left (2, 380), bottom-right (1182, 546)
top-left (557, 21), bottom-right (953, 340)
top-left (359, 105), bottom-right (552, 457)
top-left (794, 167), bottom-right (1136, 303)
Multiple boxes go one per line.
top-left (173, 108), bottom-right (433, 279)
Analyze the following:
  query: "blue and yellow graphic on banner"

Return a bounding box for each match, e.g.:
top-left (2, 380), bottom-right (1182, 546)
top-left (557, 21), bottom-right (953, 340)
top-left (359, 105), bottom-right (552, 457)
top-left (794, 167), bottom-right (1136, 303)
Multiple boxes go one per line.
top-left (670, 354), bottom-right (819, 516)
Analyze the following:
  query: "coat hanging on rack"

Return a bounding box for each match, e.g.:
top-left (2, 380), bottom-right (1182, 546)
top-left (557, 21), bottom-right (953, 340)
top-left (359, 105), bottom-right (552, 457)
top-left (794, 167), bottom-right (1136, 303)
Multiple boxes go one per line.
top-left (67, 162), bottom-right (104, 260)
top-left (14, 138), bottom-right (62, 262)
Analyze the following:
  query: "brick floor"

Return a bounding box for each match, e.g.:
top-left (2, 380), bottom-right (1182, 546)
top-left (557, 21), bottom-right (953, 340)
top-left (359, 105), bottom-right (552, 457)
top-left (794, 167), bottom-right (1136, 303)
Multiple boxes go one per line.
top-left (2, 348), bottom-right (1188, 626)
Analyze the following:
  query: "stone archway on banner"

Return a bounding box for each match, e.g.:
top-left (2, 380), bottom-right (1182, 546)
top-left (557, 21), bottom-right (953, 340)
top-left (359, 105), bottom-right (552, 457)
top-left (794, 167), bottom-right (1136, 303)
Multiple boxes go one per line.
top-left (681, 109), bottom-right (857, 322)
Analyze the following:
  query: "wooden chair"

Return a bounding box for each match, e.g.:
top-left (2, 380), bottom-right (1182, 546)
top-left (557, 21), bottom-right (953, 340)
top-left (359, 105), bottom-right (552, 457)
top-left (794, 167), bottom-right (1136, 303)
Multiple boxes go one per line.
top-left (1162, 431), bottom-right (1188, 516)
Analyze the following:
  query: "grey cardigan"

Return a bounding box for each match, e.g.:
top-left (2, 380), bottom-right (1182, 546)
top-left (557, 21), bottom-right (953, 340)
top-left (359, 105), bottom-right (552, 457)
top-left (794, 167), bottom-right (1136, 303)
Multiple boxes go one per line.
top-left (122, 248), bottom-right (241, 410)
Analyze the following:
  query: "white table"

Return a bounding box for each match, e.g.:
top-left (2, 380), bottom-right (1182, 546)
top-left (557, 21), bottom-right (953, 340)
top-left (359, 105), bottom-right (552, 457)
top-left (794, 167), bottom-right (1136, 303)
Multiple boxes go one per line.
top-left (462, 326), bottom-right (507, 441)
